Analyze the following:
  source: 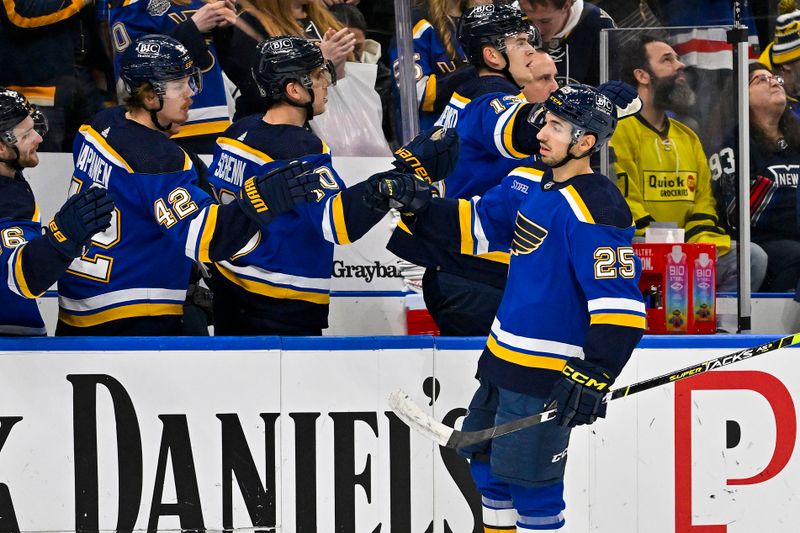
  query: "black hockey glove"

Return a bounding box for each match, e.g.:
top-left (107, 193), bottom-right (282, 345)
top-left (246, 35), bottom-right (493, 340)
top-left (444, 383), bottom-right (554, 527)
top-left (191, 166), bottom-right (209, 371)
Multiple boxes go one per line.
top-left (597, 80), bottom-right (642, 119)
top-left (46, 187), bottom-right (115, 258)
top-left (546, 357), bottom-right (615, 428)
top-left (363, 170), bottom-right (432, 214)
top-left (238, 160), bottom-right (321, 225)
top-left (393, 126), bottom-right (459, 183)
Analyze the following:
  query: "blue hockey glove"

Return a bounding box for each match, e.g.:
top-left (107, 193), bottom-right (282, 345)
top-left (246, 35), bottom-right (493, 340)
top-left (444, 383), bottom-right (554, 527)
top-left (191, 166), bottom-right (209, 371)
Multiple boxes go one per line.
top-left (238, 160), bottom-right (321, 225)
top-left (363, 170), bottom-right (432, 214)
top-left (46, 187), bottom-right (115, 258)
top-left (393, 126), bottom-right (459, 183)
top-left (597, 80), bottom-right (642, 118)
top-left (546, 357), bottom-right (615, 428)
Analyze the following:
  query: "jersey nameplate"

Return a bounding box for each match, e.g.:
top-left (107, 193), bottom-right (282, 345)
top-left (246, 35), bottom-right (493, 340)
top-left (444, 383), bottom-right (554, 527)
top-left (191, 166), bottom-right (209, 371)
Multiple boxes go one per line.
top-left (75, 144), bottom-right (113, 188)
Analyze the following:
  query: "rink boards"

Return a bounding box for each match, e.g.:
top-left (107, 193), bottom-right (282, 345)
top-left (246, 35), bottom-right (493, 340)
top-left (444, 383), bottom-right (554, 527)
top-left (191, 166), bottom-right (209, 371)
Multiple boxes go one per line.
top-left (0, 335), bottom-right (797, 533)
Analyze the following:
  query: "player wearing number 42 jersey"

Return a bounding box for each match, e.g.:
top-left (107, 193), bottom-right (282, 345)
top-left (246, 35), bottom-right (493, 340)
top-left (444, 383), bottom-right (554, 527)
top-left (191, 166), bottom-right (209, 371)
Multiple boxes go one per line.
top-left (56, 35), bottom-right (321, 336)
top-left (208, 35), bottom-right (458, 335)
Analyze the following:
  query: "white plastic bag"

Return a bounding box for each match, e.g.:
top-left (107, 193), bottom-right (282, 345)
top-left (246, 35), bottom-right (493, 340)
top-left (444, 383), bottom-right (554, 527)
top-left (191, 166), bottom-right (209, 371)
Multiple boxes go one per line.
top-left (310, 61), bottom-right (392, 156)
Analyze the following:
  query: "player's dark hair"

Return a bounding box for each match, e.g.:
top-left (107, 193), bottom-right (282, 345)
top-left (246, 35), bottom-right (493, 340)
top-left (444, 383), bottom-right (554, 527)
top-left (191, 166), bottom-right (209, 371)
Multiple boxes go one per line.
top-left (620, 33), bottom-right (666, 87)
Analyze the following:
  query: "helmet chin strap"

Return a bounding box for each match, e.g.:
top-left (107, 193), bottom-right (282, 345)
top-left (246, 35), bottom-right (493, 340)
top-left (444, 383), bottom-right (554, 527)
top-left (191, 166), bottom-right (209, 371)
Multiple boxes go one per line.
top-left (549, 132), bottom-right (595, 168)
top-left (148, 96), bottom-right (173, 132)
top-left (487, 51), bottom-right (522, 89)
top-left (0, 146), bottom-right (22, 171)
top-left (282, 84), bottom-right (315, 123)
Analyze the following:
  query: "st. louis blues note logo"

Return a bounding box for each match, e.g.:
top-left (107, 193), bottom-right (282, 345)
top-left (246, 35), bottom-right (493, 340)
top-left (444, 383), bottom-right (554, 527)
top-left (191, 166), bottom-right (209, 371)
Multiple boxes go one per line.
top-left (512, 212), bottom-right (547, 255)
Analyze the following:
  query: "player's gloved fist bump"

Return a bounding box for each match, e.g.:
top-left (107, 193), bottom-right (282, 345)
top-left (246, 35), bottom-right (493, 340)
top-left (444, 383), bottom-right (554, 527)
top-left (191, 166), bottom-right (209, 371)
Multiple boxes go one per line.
top-left (46, 187), bottom-right (115, 258)
top-left (363, 171), bottom-right (432, 214)
top-left (547, 357), bottom-right (615, 428)
top-left (238, 160), bottom-right (320, 225)
top-left (597, 80), bottom-right (642, 119)
top-left (392, 126), bottom-right (459, 184)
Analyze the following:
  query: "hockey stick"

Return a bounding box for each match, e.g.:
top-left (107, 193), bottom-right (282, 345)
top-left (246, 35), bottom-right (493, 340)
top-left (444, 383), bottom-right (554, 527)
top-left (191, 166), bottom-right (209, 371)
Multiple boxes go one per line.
top-left (388, 333), bottom-right (800, 449)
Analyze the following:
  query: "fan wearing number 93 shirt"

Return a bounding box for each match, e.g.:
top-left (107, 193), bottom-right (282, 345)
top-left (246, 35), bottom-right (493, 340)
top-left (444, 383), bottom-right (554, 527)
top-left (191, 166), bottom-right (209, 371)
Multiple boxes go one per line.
top-left (366, 84), bottom-right (645, 532)
top-left (56, 35), bottom-right (324, 336)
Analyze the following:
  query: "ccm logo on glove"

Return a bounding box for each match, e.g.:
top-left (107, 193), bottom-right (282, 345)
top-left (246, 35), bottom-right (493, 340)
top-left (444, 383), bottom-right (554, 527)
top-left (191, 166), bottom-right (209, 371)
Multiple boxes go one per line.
top-left (560, 363), bottom-right (612, 391)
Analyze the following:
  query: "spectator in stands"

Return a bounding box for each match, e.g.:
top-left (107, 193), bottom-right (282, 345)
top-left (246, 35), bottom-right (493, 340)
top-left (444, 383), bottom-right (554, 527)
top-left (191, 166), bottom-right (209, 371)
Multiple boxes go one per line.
top-left (760, 7), bottom-right (800, 120)
top-left (0, 88), bottom-right (114, 335)
top-left (216, 0), bottom-right (355, 120)
top-left (712, 64), bottom-right (800, 292)
top-left (108, 0), bottom-right (237, 154)
top-left (612, 34), bottom-right (767, 292)
top-left (314, 3), bottom-right (394, 155)
top-left (0, 0), bottom-right (112, 152)
top-left (388, 0), bottom-right (479, 132)
top-left (517, 0), bottom-right (615, 86)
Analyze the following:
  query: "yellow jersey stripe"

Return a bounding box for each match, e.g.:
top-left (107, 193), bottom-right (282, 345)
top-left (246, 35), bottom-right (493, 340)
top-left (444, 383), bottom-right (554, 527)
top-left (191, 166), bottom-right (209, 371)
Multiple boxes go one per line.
top-left (216, 264), bottom-right (330, 304)
top-left (590, 313), bottom-right (646, 329)
top-left (32, 201), bottom-right (40, 223)
top-left (196, 204), bottom-right (219, 263)
top-left (564, 185), bottom-right (595, 223)
top-left (182, 150), bottom-right (192, 171)
top-left (422, 75), bottom-right (437, 112)
top-left (321, 140), bottom-right (331, 154)
top-left (476, 251), bottom-right (510, 264)
top-left (216, 137), bottom-right (274, 162)
top-left (502, 105), bottom-right (527, 158)
top-left (2, 0), bottom-right (82, 28)
top-left (486, 336), bottom-right (568, 371)
top-left (331, 194), bottom-right (351, 245)
top-left (171, 120), bottom-right (230, 139)
top-left (412, 19), bottom-right (431, 39)
top-left (8, 85), bottom-right (55, 106)
top-left (80, 125), bottom-right (133, 172)
top-left (58, 303), bottom-right (183, 327)
top-left (13, 246), bottom-right (40, 299)
top-left (458, 199), bottom-right (474, 255)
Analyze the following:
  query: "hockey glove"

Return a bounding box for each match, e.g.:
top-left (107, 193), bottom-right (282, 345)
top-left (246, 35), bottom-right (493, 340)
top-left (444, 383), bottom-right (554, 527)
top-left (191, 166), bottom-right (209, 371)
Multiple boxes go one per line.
top-left (546, 357), bottom-right (615, 428)
top-left (597, 80), bottom-right (642, 119)
top-left (46, 187), bottom-right (115, 258)
top-left (393, 126), bottom-right (459, 184)
top-left (238, 160), bottom-right (321, 225)
top-left (363, 170), bottom-right (432, 214)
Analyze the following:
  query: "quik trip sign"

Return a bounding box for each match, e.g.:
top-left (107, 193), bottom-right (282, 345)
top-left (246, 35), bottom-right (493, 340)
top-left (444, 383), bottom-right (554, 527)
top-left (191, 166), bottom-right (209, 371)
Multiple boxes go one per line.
top-left (1, 338), bottom-right (799, 532)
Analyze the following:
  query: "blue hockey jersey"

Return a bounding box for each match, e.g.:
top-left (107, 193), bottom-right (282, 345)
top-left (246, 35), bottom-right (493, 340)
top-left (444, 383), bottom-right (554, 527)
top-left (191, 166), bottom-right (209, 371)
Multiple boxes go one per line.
top-left (389, 8), bottom-right (476, 131)
top-left (0, 174), bottom-right (46, 335)
top-left (207, 115), bottom-right (381, 331)
top-left (412, 166), bottom-right (645, 394)
top-left (435, 75), bottom-right (537, 199)
top-left (57, 106), bottom-right (238, 331)
top-left (108, 0), bottom-right (231, 140)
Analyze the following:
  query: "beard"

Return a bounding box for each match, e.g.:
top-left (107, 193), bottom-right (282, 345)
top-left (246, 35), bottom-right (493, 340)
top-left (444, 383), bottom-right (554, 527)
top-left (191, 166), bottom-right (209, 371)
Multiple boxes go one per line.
top-left (652, 73), bottom-right (696, 113)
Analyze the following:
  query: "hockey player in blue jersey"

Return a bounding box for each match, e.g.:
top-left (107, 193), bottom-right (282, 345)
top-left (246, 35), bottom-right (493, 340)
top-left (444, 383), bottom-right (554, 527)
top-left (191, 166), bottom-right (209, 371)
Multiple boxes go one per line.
top-left (56, 35), bottom-right (322, 336)
top-left (388, 3), bottom-right (558, 336)
top-left (0, 88), bottom-right (115, 335)
top-left (108, 0), bottom-right (237, 153)
top-left (207, 35), bottom-right (458, 335)
top-left (365, 84), bottom-right (645, 531)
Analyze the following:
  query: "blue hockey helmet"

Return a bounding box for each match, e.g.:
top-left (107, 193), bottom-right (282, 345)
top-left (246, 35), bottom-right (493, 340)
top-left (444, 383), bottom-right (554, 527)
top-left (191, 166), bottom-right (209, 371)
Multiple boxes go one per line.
top-left (252, 35), bottom-right (336, 101)
top-left (543, 84), bottom-right (618, 153)
top-left (0, 87), bottom-right (47, 146)
top-left (458, 3), bottom-right (541, 66)
top-left (119, 34), bottom-right (202, 97)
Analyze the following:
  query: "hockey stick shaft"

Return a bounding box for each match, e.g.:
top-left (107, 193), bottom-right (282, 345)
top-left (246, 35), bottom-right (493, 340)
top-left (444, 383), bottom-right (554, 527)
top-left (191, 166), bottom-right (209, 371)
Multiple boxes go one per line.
top-left (389, 333), bottom-right (800, 449)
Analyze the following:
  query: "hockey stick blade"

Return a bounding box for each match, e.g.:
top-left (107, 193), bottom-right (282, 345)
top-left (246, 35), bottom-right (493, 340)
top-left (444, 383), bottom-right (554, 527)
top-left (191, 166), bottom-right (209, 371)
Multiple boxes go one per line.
top-left (391, 333), bottom-right (800, 449)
